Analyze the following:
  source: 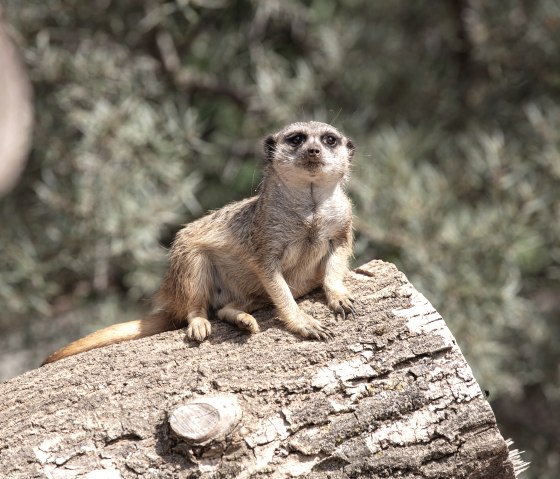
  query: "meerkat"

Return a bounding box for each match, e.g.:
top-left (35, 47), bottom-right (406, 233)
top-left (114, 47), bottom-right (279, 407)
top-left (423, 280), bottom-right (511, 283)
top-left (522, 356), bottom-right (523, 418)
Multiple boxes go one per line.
top-left (43, 121), bottom-right (356, 364)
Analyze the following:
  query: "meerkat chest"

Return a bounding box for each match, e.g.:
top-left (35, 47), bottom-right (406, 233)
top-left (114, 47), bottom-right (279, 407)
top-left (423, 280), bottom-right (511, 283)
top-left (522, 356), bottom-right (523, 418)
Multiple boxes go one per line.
top-left (300, 211), bottom-right (337, 245)
top-left (281, 209), bottom-right (342, 270)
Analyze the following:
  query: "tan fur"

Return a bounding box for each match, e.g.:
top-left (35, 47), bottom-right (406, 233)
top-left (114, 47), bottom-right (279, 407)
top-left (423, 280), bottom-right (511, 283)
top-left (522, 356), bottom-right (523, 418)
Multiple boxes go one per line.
top-left (42, 313), bottom-right (170, 364)
top-left (43, 121), bottom-right (356, 364)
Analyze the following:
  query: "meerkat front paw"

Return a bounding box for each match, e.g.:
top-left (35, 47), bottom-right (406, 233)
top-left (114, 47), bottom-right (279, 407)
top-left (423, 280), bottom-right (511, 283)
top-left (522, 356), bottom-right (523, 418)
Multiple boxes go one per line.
top-left (325, 287), bottom-right (356, 320)
top-left (290, 311), bottom-right (333, 341)
top-left (186, 317), bottom-right (212, 342)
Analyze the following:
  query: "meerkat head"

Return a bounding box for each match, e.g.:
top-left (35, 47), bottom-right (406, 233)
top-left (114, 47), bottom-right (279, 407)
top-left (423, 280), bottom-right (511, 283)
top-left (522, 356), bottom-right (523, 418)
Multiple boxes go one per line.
top-left (263, 121), bottom-right (355, 185)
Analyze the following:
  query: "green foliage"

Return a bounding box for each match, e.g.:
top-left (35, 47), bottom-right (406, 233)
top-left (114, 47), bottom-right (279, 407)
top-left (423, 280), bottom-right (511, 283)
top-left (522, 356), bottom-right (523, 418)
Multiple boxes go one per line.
top-left (1, 11), bottom-right (207, 315)
top-left (353, 125), bottom-right (554, 395)
top-left (2, 1), bottom-right (559, 476)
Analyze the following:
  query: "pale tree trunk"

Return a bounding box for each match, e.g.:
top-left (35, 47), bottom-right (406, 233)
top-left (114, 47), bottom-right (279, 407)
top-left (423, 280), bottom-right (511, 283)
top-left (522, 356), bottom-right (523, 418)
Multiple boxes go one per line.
top-left (0, 260), bottom-right (526, 478)
top-left (0, 10), bottom-right (33, 196)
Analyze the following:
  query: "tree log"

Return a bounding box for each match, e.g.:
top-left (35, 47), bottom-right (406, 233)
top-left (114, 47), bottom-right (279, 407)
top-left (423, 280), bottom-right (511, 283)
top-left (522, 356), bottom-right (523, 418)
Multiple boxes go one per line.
top-left (0, 260), bottom-right (521, 478)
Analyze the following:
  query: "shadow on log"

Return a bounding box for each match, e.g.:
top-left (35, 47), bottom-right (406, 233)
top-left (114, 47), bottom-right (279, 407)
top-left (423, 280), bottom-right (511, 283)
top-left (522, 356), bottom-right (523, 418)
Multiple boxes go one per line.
top-left (0, 260), bottom-right (526, 478)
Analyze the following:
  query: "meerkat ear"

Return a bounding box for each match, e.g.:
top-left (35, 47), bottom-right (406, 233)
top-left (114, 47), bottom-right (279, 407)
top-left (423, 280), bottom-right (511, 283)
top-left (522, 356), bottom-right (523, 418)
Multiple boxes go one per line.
top-left (263, 135), bottom-right (276, 162)
top-left (346, 139), bottom-right (355, 161)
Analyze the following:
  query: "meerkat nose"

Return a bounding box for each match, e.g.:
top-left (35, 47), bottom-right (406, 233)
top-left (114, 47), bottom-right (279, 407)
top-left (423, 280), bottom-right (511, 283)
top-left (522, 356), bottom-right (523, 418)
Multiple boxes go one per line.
top-left (307, 147), bottom-right (321, 158)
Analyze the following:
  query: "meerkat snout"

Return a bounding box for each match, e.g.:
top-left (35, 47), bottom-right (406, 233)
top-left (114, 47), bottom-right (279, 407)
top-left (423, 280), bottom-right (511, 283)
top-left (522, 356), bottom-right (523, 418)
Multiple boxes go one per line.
top-left (306, 146), bottom-right (321, 158)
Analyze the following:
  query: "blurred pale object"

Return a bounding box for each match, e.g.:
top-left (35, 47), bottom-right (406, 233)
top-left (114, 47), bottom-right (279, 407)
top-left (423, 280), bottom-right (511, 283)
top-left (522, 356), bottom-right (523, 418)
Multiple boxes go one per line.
top-left (0, 14), bottom-right (32, 196)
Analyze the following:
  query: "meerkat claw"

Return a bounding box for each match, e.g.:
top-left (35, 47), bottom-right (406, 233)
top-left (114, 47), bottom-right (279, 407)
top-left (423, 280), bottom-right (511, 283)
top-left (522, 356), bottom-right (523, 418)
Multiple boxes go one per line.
top-left (330, 296), bottom-right (357, 321)
top-left (334, 303), bottom-right (346, 321)
top-left (297, 320), bottom-right (333, 341)
top-left (314, 326), bottom-right (334, 341)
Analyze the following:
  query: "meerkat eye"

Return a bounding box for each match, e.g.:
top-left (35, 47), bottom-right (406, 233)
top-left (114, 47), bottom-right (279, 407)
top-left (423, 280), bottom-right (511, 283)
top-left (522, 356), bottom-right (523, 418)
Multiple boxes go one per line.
top-left (322, 134), bottom-right (338, 147)
top-left (286, 134), bottom-right (306, 147)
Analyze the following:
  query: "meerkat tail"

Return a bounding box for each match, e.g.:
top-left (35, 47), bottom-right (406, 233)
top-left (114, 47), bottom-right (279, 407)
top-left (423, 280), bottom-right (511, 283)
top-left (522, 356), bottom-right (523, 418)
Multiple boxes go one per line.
top-left (42, 312), bottom-right (173, 365)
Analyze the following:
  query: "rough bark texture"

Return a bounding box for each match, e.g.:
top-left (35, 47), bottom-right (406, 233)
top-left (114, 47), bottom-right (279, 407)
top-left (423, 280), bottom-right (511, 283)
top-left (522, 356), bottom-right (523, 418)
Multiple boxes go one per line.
top-left (0, 260), bottom-right (516, 478)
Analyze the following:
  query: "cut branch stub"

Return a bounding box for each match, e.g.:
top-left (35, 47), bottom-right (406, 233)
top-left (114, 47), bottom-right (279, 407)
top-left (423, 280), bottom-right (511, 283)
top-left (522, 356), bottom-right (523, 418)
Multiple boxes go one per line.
top-left (169, 394), bottom-right (242, 445)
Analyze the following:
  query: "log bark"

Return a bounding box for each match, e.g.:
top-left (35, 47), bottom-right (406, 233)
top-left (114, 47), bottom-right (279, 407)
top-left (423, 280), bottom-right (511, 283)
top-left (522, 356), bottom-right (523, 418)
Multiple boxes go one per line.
top-left (0, 260), bottom-right (519, 478)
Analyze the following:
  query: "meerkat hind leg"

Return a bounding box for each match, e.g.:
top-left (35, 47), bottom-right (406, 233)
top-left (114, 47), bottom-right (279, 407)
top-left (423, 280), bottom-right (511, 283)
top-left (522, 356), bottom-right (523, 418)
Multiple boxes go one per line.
top-left (186, 309), bottom-right (212, 341)
top-left (217, 302), bottom-right (260, 334)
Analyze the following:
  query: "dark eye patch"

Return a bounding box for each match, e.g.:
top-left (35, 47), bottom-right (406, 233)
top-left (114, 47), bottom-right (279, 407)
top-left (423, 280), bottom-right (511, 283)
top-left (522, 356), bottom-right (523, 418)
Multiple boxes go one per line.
top-left (322, 134), bottom-right (339, 147)
top-left (286, 133), bottom-right (306, 147)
